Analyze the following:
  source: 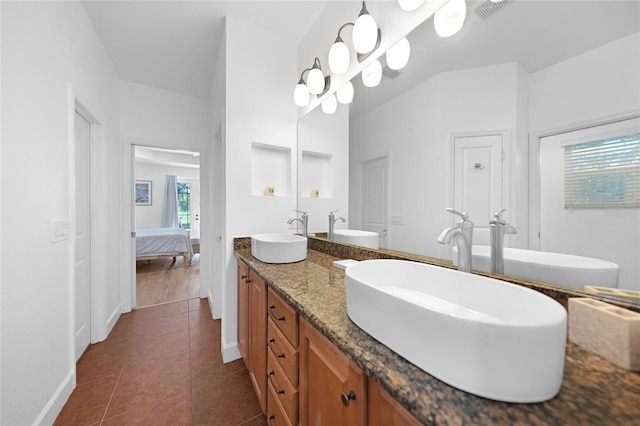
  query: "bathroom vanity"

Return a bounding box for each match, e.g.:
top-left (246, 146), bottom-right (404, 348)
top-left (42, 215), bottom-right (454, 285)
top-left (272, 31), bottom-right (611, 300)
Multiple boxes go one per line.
top-left (235, 238), bottom-right (640, 424)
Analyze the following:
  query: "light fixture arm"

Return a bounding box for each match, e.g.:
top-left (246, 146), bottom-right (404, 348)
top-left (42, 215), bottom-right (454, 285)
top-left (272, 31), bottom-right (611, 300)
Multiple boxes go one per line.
top-left (297, 67), bottom-right (312, 84)
top-left (335, 22), bottom-right (354, 43)
top-left (358, 1), bottom-right (369, 17)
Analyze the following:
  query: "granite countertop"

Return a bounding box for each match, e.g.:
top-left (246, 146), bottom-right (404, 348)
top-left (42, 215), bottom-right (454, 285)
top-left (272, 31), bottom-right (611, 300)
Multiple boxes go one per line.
top-left (235, 248), bottom-right (640, 425)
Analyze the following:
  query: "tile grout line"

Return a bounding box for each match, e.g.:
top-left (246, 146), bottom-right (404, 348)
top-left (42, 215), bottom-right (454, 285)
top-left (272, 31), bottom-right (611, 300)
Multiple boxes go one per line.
top-left (99, 364), bottom-right (124, 425)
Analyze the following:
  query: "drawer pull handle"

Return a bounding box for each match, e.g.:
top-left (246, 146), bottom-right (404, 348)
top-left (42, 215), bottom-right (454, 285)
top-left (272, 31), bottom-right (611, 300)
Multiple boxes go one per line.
top-left (341, 390), bottom-right (356, 406)
top-left (269, 415), bottom-right (275, 425)
top-left (269, 305), bottom-right (285, 321)
top-left (268, 371), bottom-right (286, 395)
top-left (268, 338), bottom-right (286, 358)
top-left (241, 274), bottom-right (247, 280)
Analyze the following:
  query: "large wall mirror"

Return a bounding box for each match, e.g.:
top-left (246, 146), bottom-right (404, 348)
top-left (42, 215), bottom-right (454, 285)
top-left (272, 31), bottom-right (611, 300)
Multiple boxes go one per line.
top-left (297, 0), bottom-right (640, 304)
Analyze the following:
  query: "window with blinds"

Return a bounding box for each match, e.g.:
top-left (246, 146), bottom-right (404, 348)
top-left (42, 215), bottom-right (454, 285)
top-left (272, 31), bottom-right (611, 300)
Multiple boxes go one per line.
top-left (564, 133), bottom-right (640, 208)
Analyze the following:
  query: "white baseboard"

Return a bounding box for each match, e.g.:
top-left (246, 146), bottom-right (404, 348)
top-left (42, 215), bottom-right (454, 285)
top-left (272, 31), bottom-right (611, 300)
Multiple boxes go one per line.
top-left (207, 289), bottom-right (220, 320)
top-left (221, 335), bottom-right (241, 363)
top-left (34, 370), bottom-right (74, 425)
top-left (107, 303), bottom-right (122, 335)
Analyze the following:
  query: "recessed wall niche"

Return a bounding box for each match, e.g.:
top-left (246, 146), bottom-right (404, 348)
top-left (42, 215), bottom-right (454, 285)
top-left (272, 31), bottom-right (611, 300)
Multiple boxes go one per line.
top-left (300, 150), bottom-right (333, 198)
top-left (251, 142), bottom-right (291, 196)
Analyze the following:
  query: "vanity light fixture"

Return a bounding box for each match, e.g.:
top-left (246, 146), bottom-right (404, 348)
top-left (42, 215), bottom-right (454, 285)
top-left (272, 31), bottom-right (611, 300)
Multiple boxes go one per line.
top-left (307, 57), bottom-right (328, 95)
top-left (362, 59), bottom-right (382, 88)
top-left (329, 23), bottom-right (354, 75)
top-left (386, 37), bottom-right (411, 71)
top-left (293, 69), bottom-right (311, 107)
top-left (434, 0), bottom-right (467, 38)
top-left (321, 94), bottom-right (338, 114)
top-left (397, 0), bottom-right (425, 12)
top-left (352, 1), bottom-right (381, 55)
top-left (336, 81), bottom-right (354, 104)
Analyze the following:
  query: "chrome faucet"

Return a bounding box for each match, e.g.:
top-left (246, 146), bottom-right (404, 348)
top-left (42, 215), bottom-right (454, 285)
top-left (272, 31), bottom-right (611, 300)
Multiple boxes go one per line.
top-left (437, 208), bottom-right (474, 273)
top-left (489, 208), bottom-right (517, 274)
top-left (328, 210), bottom-right (346, 240)
top-left (287, 210), bottom-right (308, 238)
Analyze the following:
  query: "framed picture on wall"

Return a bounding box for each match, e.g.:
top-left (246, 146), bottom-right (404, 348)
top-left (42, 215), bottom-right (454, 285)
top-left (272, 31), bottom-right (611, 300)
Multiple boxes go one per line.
top-left (135, 180), bottom-right (152, 206)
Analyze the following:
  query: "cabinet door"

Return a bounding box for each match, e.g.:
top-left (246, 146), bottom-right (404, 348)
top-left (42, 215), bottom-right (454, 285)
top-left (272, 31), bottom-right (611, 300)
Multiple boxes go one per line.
top-left (237, 259), bottom-right (250, 362)
top-left (368, 380), bottom-right (422, 426)
top-left (249, 270), bottom-right (268, 413)
top-left (299, 319), bottom-right (367, 426)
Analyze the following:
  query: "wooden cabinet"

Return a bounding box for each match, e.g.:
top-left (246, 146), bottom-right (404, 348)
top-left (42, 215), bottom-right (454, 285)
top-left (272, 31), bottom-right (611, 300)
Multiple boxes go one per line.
top-left (368, 380), bottom-right (423, 426)
top-left (299, 318), bottom-right (367, 426)
top-left (237, 260), bottom-right (250, 361)
top-left (238, 259), bottom-right (422, 426)
top-left (237, 259), bottom-right (267, 413)
top-left (266, 288), bottom-right (299, 426)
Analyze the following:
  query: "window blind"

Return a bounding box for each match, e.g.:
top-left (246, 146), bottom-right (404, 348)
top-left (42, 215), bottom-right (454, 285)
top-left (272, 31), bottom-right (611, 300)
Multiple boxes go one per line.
top-left (564, 133), bottom-right (640, 208)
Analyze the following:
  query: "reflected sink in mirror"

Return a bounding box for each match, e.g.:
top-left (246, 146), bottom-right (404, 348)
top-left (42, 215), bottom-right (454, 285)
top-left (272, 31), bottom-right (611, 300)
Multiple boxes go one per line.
top-left (345, 259), bottom-right (567, 403)
top-left (453, 246), bottom-right (620, 290)
top-left (251, 233), bottom-right (307, 264)
top-left (333, 229), bottom-right (379, 249)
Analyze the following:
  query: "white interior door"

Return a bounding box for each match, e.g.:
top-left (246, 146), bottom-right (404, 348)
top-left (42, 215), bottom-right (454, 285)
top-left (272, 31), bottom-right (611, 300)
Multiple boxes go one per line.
top-left (75, 112), bottom-right (91, 360)
top-left (453, 133), bottom-right (505, 245)
top-left (362, 156), bottom-right (388, 248)
top-left (189, 179), bottom-right (201, 239)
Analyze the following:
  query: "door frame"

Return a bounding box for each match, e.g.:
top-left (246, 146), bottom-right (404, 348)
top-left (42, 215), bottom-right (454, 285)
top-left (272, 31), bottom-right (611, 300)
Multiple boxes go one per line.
top-left (528, 111), bottom-right (640, 250)
top-left (123, 140), bottom-right (205, 311)
top-left (68, 86), bottom-right (109, 372)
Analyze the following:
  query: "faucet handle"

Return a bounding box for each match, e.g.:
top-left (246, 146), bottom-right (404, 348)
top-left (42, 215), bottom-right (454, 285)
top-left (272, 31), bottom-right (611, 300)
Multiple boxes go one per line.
top-left (445, 208), bottom-right (469, 221)
top-left (492, 208), bottom-right (508, 224)
top-left (330, 209), bottom-right (339, 215)
top-left (295, 209), bottom-right (307, 216)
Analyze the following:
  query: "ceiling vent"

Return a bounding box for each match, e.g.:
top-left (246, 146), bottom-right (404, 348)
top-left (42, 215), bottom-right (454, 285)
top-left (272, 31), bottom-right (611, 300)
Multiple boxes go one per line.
top-left (474, 0), bottom-right (512, 21)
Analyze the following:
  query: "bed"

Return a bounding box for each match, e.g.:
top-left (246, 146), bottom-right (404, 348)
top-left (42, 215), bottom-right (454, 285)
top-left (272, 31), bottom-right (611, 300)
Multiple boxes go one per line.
top-left (135, 227), bottom-right (194, 268)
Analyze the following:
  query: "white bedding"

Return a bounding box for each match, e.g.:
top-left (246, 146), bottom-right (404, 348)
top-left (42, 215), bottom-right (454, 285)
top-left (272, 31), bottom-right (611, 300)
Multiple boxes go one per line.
top-left (136, 227), bottom-right (193, 260)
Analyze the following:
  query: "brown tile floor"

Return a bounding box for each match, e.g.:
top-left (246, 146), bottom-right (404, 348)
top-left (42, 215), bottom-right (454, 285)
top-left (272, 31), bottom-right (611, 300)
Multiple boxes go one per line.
top-left (55, 298), bottom-right (266, 426)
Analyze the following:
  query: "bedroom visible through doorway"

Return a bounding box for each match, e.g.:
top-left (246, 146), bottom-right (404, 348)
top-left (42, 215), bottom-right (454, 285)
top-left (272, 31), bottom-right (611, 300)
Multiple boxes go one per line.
top-left (133, 145), bottom-right (201, 308)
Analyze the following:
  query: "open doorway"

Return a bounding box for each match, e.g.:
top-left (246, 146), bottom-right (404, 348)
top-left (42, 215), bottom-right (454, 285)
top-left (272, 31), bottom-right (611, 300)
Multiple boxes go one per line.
top-left (133, 145), bottom-right (201, 308)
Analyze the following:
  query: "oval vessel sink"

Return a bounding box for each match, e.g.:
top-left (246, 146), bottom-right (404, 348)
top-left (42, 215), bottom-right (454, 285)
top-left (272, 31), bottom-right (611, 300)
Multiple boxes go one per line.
top-left (251, 233), bottom-right (307, 264)
top-left (345, 259), bottom-right (567, 403)
top-left (333, 229), bottom-right (379, 249)
top-left (453, 245), bottom-right (619, 290)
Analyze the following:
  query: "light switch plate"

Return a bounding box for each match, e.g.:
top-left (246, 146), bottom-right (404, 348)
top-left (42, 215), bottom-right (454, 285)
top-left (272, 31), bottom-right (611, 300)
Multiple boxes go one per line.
top-left (51, 220), bottom-right (70, 243)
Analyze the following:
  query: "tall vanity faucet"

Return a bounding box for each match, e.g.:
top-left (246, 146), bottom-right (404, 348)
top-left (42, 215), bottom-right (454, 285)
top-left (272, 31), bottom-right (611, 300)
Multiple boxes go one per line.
top-left (437, 208), bottom-right (474, 273)
top-left (328, 210), bottom-right (346, 240)
top-left (287, 210), bottom-right (308, 238)
top-left (489, 208), bottom-right (517, 274)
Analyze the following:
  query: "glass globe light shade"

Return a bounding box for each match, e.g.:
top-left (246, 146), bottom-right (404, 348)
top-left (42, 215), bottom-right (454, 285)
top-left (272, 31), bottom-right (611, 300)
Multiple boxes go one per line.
top-left (397, 0), bottom-right (424, 11)
top-left (386, 37), bottom-right (411, 71)
top-left (293, 83), bottom-right (310, 107)
top-left (353, 13), bottom-right (378, 54)
top-left (328, 41), bottom-right (350, 75)
top-left (336, 81), bottom-right (354, 104)
top-left (362, 59), bottom-right (382, 88)
top-left (307, 67), bottom-right (325, 95)
top-left (321, 94), bottom-right (338, 114)
top-left (434, 0), bottom-right (467, 38)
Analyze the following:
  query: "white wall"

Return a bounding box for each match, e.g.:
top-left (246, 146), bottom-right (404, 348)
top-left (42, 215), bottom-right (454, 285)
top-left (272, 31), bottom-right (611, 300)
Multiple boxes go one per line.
top-left (350, 63), bottom-right (522, 259)
top-left (221, 17), bottom-right (298, 361)
top-left (297, 105), bottom-right (349, 233)
top-left (1, 2), bottom-right (121, 424)
top-left (134, 161), bottom-right (199, 229)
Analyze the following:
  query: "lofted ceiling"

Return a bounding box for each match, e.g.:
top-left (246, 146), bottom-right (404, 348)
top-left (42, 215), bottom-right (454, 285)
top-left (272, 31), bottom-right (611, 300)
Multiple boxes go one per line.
top-left (82, 0), bottom-right (329, 99)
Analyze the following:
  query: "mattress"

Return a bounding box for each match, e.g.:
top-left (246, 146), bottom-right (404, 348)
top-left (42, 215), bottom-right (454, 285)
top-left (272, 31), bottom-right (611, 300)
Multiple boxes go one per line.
top-left (136, 227), bottom-right (194, 260)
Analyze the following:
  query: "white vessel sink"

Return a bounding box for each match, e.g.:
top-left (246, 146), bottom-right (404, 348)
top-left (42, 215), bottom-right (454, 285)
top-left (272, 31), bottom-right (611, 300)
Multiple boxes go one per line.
top-left (251, 233), bottom-right (307, 264)
top-left (453, 245), bottom-right (619, 290)
top-left (333, 229), bottom-right (379, 249)
top-left (345, 259), bottom-right (567, 403)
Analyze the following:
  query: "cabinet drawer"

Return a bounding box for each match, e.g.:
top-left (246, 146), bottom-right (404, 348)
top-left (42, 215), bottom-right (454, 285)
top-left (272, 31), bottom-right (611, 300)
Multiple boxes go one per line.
top-left (267, 349), bottom-right (298, 425)
top-left (267, 381), bottom-right (293, 426)
top-left (268, 318), bottom-right (299, 387)
top-left (267, 288), bottom-right (298, 348)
